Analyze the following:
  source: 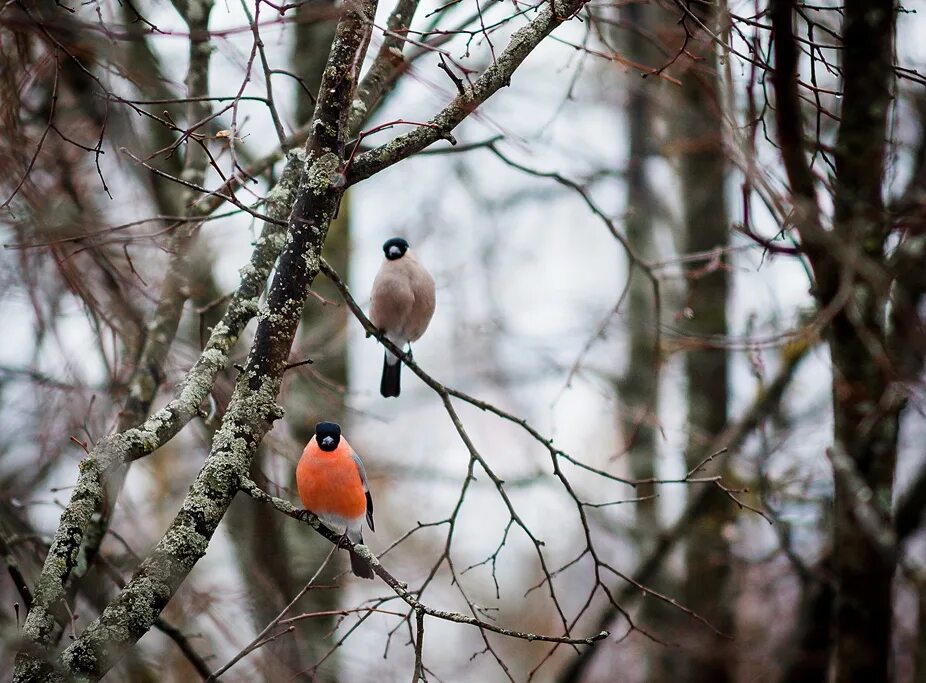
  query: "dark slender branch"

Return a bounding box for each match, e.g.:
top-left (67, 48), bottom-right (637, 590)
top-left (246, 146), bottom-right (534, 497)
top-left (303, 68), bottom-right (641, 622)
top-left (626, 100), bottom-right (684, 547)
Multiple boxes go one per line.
top-left (206, 543), bottom-right (338, 681)
top-left (238, 479), bottom-right (609, 647)
top-left (412, 608), bottom-right (426, 682)
top-left (556, 341), bottom-right (815, 682)
top-left (153, 618), bottom-right (212, 681)
top-left (769, 0), bottom-right (820, 219)
top-left (0, 529), bottom-right (33, 610)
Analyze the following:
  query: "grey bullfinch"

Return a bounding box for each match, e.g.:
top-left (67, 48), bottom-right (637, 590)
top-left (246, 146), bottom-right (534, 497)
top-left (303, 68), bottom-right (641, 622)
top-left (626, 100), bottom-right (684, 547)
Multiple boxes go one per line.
top-left (369, 237), bottom-right (436, 397)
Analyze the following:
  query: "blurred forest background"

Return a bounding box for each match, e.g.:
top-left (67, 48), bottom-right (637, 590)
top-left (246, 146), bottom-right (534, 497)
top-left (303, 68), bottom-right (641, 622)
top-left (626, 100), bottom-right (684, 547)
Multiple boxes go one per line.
top-left (1, 0), bottom-right (925, 681)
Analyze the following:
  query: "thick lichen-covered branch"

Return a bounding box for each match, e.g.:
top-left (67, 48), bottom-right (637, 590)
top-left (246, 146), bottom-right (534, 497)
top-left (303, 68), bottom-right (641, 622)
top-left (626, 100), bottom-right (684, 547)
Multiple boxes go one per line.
top-left (36, 1), bottom-right (379, 677)
top-left (11, 148), bottom-right (304, 682)
top-left (14, 1), bottom-right (218, 674)
top-left (13, 0), bottom-right (600, 676)
top-left (75, 0), bottom-right (220, 590)
top-left (119, 0), bottom-right (215, 432)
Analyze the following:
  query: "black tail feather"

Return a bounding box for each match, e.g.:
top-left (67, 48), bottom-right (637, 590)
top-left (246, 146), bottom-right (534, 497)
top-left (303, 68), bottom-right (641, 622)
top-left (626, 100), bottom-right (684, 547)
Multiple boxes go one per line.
top-left (349, 549), bottom-right (374, 579)
top-left (380, 353), bottom-right (401, 397)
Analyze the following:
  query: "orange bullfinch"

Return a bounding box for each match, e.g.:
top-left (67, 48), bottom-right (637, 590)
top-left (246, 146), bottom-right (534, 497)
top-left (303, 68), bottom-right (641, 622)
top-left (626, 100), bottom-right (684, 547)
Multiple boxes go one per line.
top-left (369, 237), bottom-right (436, 398)
top-left (296, 421), bottom-right (375, 579)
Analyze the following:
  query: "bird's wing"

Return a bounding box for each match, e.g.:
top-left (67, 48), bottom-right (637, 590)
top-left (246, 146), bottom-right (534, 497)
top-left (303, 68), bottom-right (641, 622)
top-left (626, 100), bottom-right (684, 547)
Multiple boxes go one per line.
top-left (407, 264), bottom-right (436, 342)
top-left (352, 452), bottom-right (375, 532)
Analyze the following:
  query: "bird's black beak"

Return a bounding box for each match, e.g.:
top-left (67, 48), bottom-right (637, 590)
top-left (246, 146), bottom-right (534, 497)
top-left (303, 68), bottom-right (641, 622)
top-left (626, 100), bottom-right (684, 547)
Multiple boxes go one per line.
top-left (321, 436), bottom-right (335, 448)
top-left (389, 246), bottom-right (402, 258)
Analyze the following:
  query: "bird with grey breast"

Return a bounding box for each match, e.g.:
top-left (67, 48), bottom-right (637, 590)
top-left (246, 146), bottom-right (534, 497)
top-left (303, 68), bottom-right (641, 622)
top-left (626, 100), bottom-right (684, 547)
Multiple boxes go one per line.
top-left (369, 237), bottom-right (436, 397)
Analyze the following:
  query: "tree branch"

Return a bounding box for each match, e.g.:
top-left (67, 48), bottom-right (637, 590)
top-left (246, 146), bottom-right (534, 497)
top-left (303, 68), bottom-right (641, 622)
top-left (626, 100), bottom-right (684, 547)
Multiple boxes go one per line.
top-left (238, 478), bottom-right (609, 647)
top-left (74, 0), bottom-right (221, 603)
top-left (29, 1), bottom-right (379, 678)
top-left (11, 148), bottom-right (303, 682)
top-left (15, 1), bottom-right (220, 672)
top-left (769, 0), bottom-right (820, 232)
top-left (346, 0), bottom-right (590, 185)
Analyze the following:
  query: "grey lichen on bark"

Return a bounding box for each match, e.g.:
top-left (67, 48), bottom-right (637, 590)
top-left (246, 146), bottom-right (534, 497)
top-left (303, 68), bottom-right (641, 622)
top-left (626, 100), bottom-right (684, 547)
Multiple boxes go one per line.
top-left (15, 1), bottom-right (219, 671)
top-left (28, 0), bottom-right (379, 676)
top-left (57, 375), bottom-right (282, 680)
top-left (11, 0), bottom-right (602, 676)
top-left (12, 149), bottom-right (303, 683)
top-left (120, 0), bottom-right (216, 432)
top-left (70, 0), bottom-right (220, 633)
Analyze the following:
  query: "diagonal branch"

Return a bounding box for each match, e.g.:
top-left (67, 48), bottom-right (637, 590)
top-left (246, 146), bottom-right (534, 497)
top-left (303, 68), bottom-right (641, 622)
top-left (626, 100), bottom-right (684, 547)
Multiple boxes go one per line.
top-left (239, 478), bottom-right (609, 647)
top-left (33, 1), bottom-right (380, 679)
top-left (12, 0), bottom-right (602, 677)
top-left (15, 0), bottom-right (219, 669)
top-left (346, 0), bottom-right (591, 185)
top-left (11, 147), bottom-right (304, 681)
top-left (75, 0), bottom-right (220, 600)
top-left (769, 0), bottom-right (820, 232)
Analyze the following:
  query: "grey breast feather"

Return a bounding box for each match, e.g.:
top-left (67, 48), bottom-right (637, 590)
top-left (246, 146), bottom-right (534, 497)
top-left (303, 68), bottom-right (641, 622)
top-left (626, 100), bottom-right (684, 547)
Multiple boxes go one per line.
top-left (370, 252), bottom-right (435, 342)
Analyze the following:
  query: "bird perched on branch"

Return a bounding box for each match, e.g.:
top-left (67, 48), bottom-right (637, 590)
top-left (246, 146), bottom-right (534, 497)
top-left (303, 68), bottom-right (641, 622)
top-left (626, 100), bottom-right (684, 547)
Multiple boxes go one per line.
top-left (370, 237), bottom-right (436, 397)
top-left (296, 421), bottom-right (375, 579)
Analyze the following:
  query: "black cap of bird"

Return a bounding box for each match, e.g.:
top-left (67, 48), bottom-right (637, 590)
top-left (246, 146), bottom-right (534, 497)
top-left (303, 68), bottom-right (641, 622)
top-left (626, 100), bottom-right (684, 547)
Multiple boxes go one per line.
top-left (369, 237), bottom-right (436, 397)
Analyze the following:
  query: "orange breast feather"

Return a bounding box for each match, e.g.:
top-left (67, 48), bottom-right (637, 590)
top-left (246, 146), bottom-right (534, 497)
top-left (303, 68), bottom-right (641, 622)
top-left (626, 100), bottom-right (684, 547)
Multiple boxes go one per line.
top-left (296, 443), bottom-right (367, 520)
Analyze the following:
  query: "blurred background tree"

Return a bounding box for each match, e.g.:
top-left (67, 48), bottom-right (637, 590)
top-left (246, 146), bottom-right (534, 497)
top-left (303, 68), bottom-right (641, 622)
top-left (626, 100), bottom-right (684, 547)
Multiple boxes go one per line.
top-left (1, 0), bottom-right (924, 681)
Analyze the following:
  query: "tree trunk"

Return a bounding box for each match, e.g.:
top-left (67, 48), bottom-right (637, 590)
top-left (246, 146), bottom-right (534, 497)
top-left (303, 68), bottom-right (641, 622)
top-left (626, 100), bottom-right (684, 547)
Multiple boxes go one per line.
top-left (225, 8), bottom-right (352, 679)
top-left (827, 2), bottom-right (897, 680)
top-left (616, 0), bottom-right (660, 547)
top-left (669, 3), bottom-right (734, 679)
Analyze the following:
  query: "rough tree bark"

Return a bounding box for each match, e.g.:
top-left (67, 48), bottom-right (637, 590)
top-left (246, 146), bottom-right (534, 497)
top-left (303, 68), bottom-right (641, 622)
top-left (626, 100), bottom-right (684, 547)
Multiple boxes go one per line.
top-left (14, 0), bottom-right (217, 669)
top-left (224, 7), bottom-right (352, 677)
top-left (36, 1), bottom-right (376, 677)
top-left (771, 0), bottom-right (909, 680)
top-left (76, 0), bottom-right (217, 593)
top-left (11, 0), bottom-right (596, 676)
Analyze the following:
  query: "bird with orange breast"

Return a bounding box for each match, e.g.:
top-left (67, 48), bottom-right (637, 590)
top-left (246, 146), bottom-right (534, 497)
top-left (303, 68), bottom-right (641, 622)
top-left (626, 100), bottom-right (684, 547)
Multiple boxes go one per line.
top-left (296, 422), bottom-right (375, 579)
top-left (370, 237), bottom-right (436, 398)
